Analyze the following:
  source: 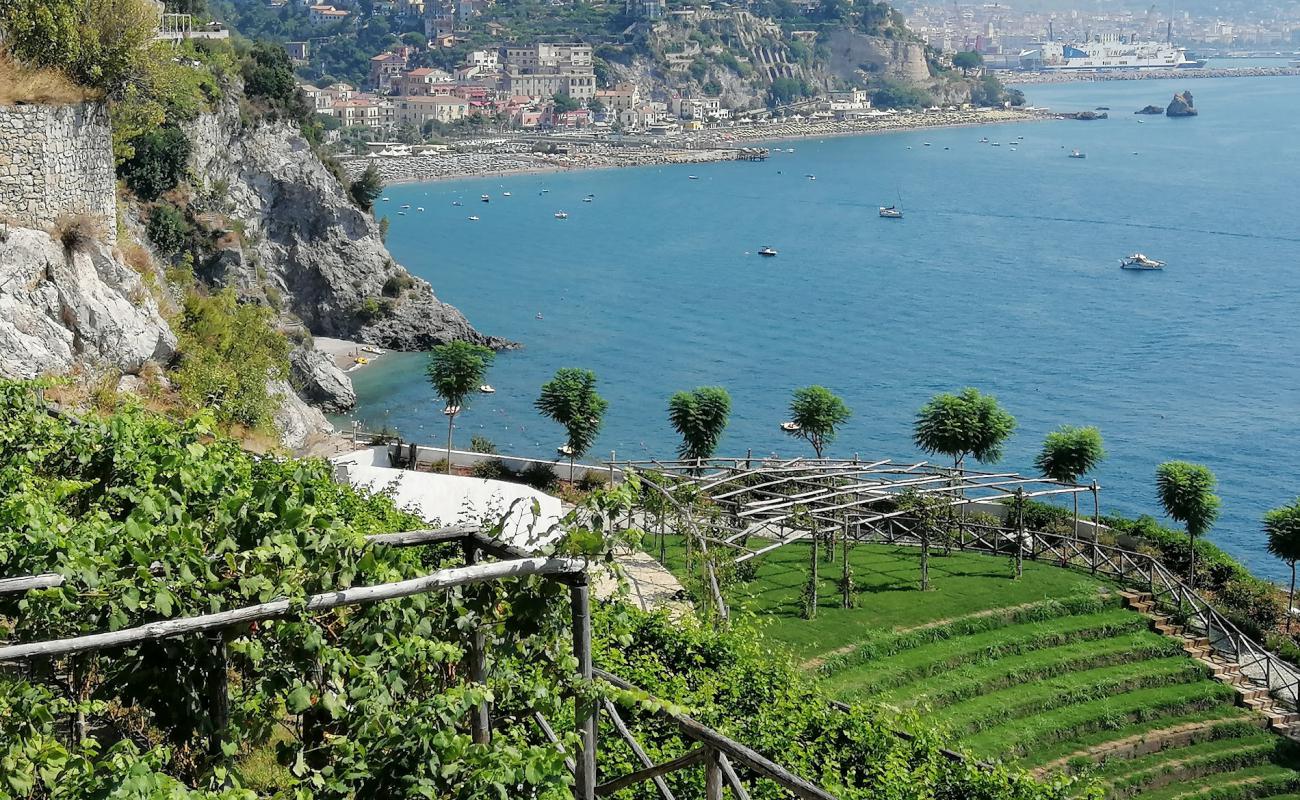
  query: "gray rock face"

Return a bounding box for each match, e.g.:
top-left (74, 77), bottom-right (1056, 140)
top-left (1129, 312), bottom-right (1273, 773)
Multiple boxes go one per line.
top-left (0, 227), bottom-right (175, 379)
top-left (1167, 91), bottom-right (1197, 117)
top-left (289, 344), bottom-right (356, 413)
top-left (270, 378), bottom-right (334, 451)
top-left (1136, 105), bottom-right (1164, 115)
top-left (824, 31), bottom-right (932, 85)
top-left (186, 102), bottom-right (514, 351)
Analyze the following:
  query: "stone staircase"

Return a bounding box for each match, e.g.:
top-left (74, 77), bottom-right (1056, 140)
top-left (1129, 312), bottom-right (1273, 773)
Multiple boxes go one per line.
top-left (1120, 590), bottom-right (1300, 740)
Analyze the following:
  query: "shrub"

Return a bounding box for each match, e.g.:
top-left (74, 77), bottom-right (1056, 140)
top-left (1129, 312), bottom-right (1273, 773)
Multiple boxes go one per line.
top-left (470, 458), bottom-right (507, 481)
top-left (120, 125), bottom-right (191, 201)
top-left (52, 213), bottom-right (103, 251)
top-left (0, 0), bottom-right (157, 95)
top-left (146, 202), bottom-right (190, 257)
top-left (381, 273), bottom-right (414, 297)
top-left (518, 462), bottom-right (559, 491)
top-left (354, 297), bottom-right (395, 324)
top-left (348, 163), bottom-right (384, 212)
top-left (171, 288), bottom-right (289, 431)
top-left (469, 436), bottom-right (497, 454)
top-left (577, 470), bottom-right (608, 491)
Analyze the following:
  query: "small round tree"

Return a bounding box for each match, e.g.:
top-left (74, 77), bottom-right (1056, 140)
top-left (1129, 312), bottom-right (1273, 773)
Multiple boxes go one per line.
top-left (536, 368), bottom-right (608, 483)
top-left (1265, 500), bottom-right (1300, 631)
top-left (668, 386), bottom-right (732, 468)
top-left (426, 341), bottom-right (495, 474)
top-left (913, 387), bottom-right (1017, 473)
top-left (1034, 425), bottom-right (1105, 540)
top-left (785, 386), bottom-right (851, 459)
top-left (1155, 461), bottom-right (1221, 591)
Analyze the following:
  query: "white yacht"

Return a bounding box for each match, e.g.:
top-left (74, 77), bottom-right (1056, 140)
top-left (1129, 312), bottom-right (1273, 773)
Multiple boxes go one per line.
top-left (1069, 149), bottom-right (1086, 159)
top-left (554, 211), bottom-right (569, 219)
top-left (758, 247), bottom-right (778, 257)
top-left (879, 205), bottom-right (903, 219)
top-left (1120, 253), bottom-right (1165, 270)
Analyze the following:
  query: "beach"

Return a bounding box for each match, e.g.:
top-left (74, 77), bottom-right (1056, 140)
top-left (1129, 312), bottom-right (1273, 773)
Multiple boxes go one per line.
top-left (315, 336), bottom-right (386, 373)
top-left (342, 107), bottom-right (1049, 184)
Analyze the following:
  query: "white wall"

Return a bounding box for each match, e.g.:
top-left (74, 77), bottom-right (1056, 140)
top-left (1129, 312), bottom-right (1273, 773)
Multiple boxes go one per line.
top-left (331, 447), bottom-right (566, 551)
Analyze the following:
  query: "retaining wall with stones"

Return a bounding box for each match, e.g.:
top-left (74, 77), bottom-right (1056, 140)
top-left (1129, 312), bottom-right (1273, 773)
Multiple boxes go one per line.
top-left (0, 102), bottom-right (117, 242)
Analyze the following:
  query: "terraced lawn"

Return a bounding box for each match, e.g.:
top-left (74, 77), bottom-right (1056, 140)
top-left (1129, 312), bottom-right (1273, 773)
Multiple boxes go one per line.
top-left (655, 538), bottom-right (1300, 798)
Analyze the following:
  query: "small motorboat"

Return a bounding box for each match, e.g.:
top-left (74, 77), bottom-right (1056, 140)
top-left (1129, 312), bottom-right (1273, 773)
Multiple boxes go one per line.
top-left (400, 204), bottom-right (411, 209)
top-left (535, 312), bottom-right (544, 320)
top-left (1120, 253), bottom-right (1165, 270)
top-left (467, 215), bottom-right (480, 221)
top-left (554, 211), bottom-right (568, 219)
top-left (397, 211), bottom-right (406, 216)
top-left (688, 175), bottom-right (699, 180)
top-left (979, 137), bottom-right (989, 143)
top-left (879, 205), bottom-right (903, 219)
top-left (758, 247), bottom-right (778, 257)
top-left (381, 197), bottom-right (390, 202)
top-left (923, 142), bottom-right (932, 147)
top-left (806, 174), bottom-right (816, 180)
top-left (541, 189), bottom-right (550, 193)
top-left (416, 207), bottom-right (425, 212)
top-left (780, 421), bottom-right (801, 432)
top-left (503, 192), bottom-right (511, 197)
top-left (443, 404), bottom-right (461, 416)
top-left (557, 444), bottom-right (575, 457)
top-left (1069, 149), bottom-right (1086, 159)
top-left (582, 197), bottom-right (593, 203)
top-left (991, 142), bottom-right (1001, 147)
top-left (786, 148), bottom-right (795, 153)
top-left (480, 194), bottom-right (490, 203)
top-left (479, 385), bottom-right (496, 394)
top-left (452, 200), bottom-right (462, 206)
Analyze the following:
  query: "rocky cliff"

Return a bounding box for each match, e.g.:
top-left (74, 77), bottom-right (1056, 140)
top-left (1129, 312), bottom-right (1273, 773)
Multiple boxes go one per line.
top-left (823, 31), bottom-right (931, 86)
top-left (185, 102), bottom-right (513, 352)
top-left (0, 226), bottom-right (175, 379)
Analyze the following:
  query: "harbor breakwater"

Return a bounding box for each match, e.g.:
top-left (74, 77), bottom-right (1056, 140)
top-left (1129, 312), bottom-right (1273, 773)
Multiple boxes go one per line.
top-left (1005, 66), bottom-right (1300, 85)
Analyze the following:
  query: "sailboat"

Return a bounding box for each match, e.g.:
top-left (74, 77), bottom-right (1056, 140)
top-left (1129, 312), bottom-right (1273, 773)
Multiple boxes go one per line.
top-left (879, 188), bottom-right (904, 219)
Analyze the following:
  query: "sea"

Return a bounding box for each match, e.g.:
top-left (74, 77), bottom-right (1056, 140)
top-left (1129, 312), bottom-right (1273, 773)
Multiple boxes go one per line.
top-left (347, 73), bottom-right (1300, 581)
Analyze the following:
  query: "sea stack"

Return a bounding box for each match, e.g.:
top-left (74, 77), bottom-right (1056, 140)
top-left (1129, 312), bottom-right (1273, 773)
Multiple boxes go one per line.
top-left (1135, 105), bottom-right (1164, 115)
top-left (1166, 91), bottom-right (1198, 117)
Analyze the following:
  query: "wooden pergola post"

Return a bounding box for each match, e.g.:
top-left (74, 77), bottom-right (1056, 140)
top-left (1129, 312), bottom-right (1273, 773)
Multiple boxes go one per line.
top-left (463, 540), bottom-right (491, 745)
top-left (1091, 481), bottom-right (1101, 576)
top-left (571, 573), bottom-right (597, 800)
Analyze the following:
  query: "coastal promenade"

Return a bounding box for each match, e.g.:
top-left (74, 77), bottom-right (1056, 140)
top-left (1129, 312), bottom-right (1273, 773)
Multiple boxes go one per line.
top-left (1005, 65), bottom-right (1300, 84)
top-left (342, 107), bottom-right (1045, 184)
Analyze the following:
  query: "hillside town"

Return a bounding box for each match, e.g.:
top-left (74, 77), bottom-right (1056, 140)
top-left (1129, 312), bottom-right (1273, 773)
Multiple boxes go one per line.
top-left (296, 39), bottom-right (883, 144)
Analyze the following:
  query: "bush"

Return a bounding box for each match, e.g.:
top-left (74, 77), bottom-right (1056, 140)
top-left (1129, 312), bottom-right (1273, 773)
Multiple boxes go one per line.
top-left (146, 202), bottom-right (190, 257)
top-left (469, 436), bottom-right (497, 455)
top-left (348, 163), bottom-right (384, 212)
top-left (171, 288), bottom-right (290, 431)
top-left (120, 125), bottom-right (191, 201)
top-left (470, 458), bottom-right (507, 481)
top-left (354, 297), bottom-right (395, 324)
top-left (381, 273), bottom-right (415, 297)
top-left (0, 0), bottom-right (157, 94)
top-left (518, 462), bottom-right (559, 491)
top-left (577, 470), bottom-right (608, 491)
top-left (52, 213), bottom-right (104, 251)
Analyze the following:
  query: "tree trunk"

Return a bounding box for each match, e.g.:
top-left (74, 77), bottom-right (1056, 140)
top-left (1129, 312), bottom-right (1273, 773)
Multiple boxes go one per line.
top-left (1188, 532), bottom-right (1197, 592)
top-left (569, 455), bottom-right (576, 485)
top-left (840, 520), bottom-right (853, 609)
top-left (804, 532), bottom-right (818, 619)
top-left (1073, 492), bottom-right (1081, 543)
top-left (1289, 562), bottom-right (1296, 633)
top-left (446, 414), bottom-right (455, 475)
top-left (920, 531), bottom-right (929, 591)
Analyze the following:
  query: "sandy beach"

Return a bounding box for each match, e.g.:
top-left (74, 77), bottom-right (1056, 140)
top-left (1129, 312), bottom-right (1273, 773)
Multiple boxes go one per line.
top-left (342, 107), bottom-right (1051, 184)
top-left (315, 336), bottom-right (386, 373)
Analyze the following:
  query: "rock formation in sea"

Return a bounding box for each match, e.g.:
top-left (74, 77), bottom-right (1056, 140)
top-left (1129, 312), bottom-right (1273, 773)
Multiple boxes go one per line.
top-left (1135, 105), bottom-right (1165, 115)
top-left (1167, 91), bottom-right (1198, 117)
top-left (186, 100), bottom-right (515, 353)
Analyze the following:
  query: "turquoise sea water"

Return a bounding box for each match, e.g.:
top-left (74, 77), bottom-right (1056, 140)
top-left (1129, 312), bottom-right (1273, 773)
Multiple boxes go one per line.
top-left (350, 75), bottom-right (1300, 580)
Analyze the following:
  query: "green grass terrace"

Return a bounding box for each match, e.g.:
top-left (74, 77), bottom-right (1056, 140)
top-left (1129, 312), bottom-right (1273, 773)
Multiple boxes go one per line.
top-left (656, 537), bottom-right (1300, 799)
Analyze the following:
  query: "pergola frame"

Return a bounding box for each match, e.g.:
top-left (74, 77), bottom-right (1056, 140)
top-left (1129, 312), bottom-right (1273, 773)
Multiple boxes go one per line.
top-left (0, 524), bottom-right (836, 800)
top-left (619, 456), bottom-right (1097, 558)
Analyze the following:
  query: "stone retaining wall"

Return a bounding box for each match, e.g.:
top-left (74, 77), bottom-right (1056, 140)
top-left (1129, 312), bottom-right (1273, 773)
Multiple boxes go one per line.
top-left (0, 103), bottom-right (117, 242)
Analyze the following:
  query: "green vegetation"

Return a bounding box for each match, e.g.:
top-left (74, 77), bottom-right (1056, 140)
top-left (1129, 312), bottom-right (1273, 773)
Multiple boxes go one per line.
top-left (120, 124), bottom-right (192, 201)
top-left (426, 341), bottom-right (495, 472)
top-left (1, 383), bottom-right (1088, 799)
top-left (146, 200), bottom-right (192, 257)
top-left (914, 386), bottom-right (1017, 471)
top-left (1264, 500), bottom-right (1300, 630)
top-left (0, 0), bottom-right (158, 95)
top-left (667, 386), bottom-right (732, 462)
top-left (785, 385), bottom-right (852, 458)
top-left (536, 368), bottom-right (608, 480)
top-left (654, 536), bottom-right (1300, 798)
top-left (1156, 461), bottom-right (1222, 590)
top-left (1036, 425), bottom-right (1106, 537)
top-left (347, 162), bottom-right (385, 213)
top-left (171, 288), bottom-right (290, 432)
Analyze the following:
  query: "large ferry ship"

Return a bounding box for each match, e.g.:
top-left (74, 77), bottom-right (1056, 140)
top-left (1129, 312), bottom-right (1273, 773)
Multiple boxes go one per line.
top-left (1024, 35), bottom-right (1206, 71)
